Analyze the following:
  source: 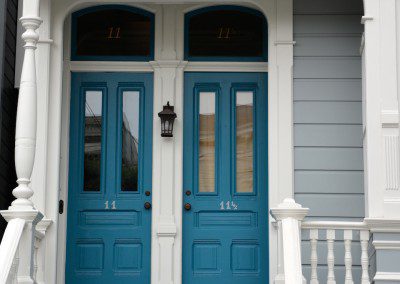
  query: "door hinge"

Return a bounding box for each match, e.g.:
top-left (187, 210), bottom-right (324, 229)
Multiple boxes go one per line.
top-left (59, 200), bottom-right (64, 214)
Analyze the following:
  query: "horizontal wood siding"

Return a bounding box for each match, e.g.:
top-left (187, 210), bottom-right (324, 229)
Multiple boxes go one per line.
top-left (0, 0), bottom-right (18, 241)
top-left (294, 0), bottom-right (364, 280)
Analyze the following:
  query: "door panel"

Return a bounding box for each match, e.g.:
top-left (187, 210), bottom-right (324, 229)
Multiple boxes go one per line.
top-left (66, 72), bottom-right (153, 284)
top-left (183, 72), bottom-right (268, 284)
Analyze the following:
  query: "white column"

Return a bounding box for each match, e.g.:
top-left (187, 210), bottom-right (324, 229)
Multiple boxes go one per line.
top-left (0, 0), bottom-right (44, 282)
top-left (270, 198), bottom-right (309, 284)
top-left (10, 0), bottom-right (41, 211)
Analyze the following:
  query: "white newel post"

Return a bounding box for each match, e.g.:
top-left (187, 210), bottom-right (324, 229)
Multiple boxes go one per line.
top-left (270, 199), bottom-right (309, 284)
top-left (0, 0), bottom-right (44, 282)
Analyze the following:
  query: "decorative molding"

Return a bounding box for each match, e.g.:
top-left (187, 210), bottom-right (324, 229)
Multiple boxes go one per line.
top-left (384, 135), bottom-right (399, 190)
top-left (274, 40), bottom-right (296, 46)
top-left (302, 221), bottom-right (367, 230)
top-left (270, 198), bottom-right (309, 221)
top-left (69, 61), bottom-right (154, 72)
top-left (38, 38), bottom-right (53, 44)
top-left (149, 60), bottom-right (188, 69)
top-left (365, 218), bottom-right (400, 232)
top-left (361, 16), bottom-right (374, 24)
top-left (36, 218), bottom-right (52, 235)
top-left (374, 272), bottom-right (400, 281)
top-left (372, 240), bottom-right (400, 250)
top-left (381, 110), bottom-right (399, 128)
top-left (185, 61), bottom-right (269, 72)
top-left (157, 223), bottom-right (177, 237)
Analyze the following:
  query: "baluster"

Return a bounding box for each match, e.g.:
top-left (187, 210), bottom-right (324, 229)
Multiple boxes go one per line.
top-left (310, 229), bottom-right (319, 284)
top-left (326, 229), bottom-right (336, 284)
top-left (33, 236), bottom-right (40, 281)
top-left (360, 230), bottom-right (370, 284)
top-left (344, 230), bottom-right (353, 284)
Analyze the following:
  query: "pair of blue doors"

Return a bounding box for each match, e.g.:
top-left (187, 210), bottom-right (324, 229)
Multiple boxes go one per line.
top-left (66, 72), bottom-right (268, 283)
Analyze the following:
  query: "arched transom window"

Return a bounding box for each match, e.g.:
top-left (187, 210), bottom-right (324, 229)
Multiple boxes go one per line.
top-left (185, 6), bottom-right (268, 61)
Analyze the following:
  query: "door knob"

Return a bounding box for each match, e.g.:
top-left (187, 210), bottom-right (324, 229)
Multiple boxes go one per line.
top-left (144, 202), bottom-right (151, 209)
top-left (184, 203), bottom-right (191, 211)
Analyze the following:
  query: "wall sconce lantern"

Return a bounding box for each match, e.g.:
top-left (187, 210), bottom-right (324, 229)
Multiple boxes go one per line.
top-left (158, 101), bottom-right (177, 137)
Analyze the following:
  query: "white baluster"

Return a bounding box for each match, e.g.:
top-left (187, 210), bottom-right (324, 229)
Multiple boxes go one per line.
top-left (326, 229), bottom-right (336, 284)
top-left (310, 229), bottom-right (319, 284)
top-left (360, 230), bottom-right (370, 284)
top-left (344, 230), bottom-right (353, 284)
top-left (9, 0), bottom-right (42, 211)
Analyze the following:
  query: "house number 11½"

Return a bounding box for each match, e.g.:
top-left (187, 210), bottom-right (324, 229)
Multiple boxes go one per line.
top-left (220, 201), bottom-right (238, 210)
top-left (104, 200), bottom-right (116, 210)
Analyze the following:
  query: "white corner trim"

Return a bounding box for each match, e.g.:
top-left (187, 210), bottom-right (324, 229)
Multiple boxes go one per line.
top-left (361, 16), bottom-right (374, 24)
top-left (365, 218), bottom-right (400, 232)
top-left (374, 272), bottom-right (400, 281)
top-left (373, 240), bottom-right (400, 250)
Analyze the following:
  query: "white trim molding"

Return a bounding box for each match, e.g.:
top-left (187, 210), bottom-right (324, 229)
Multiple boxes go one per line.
top-left (374, 272), bottom-right (400, 281)
top-left (372, 240), bottom-right (400, 250)
top-left (365, 218), bottom-right (400, 233)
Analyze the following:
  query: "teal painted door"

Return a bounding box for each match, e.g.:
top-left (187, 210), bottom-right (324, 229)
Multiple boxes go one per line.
top-left (66, 72), bottom-right (153, 283)
top-left (183, 72), bottom-right (269, 284)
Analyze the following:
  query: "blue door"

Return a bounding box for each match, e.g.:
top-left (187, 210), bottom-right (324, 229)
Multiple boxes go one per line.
top-left (183, 72), bottom-right (268, 284)
top-left (66, 72), bottom-right (153, 283)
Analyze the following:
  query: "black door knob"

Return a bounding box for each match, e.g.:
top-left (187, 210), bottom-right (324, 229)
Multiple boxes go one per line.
top-left (144, 202), bottom-right (151, 209)
top-left (184, 203), bottom-right (191, 211)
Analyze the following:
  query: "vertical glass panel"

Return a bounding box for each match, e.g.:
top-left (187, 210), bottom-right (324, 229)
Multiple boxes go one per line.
top-left (199, 92), bottom-right (216, 193)
top-left (121, 91), bottom-right (140, 191)
top-left (236, 91), bottom-right (253, 193)
top-left (84, 91), bottom-right (103, 191)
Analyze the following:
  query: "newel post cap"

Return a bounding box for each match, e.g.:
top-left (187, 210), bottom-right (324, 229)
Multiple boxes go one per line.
top-left (270, 198), bottom-right (309, 221)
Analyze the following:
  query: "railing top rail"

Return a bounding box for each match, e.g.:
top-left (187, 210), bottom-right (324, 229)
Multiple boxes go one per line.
top-left (302, 221), bottom-right (368, 230)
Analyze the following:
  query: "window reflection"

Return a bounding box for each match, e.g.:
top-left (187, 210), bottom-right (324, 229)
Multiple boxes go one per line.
top-left (84, 91), bottom-right (103, 191)
top-left (236, 91), bottom-right (253, 193)
top-left (199, 92), bottom-right (216, 193)
top-left (121, 91), bottom-right (140, 191)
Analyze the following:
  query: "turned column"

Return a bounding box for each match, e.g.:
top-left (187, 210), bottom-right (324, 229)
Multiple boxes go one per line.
top-left (10, 0), bottom-right (42, 211)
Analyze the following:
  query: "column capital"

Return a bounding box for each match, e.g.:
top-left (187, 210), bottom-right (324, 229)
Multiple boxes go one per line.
top-left (270, 198), bottom-right (309, 221)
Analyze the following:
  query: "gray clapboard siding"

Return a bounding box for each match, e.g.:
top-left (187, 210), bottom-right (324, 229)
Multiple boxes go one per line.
top-left (296, 194), bottom-right (365, 218)
top-left (294, 15), bottom-right (363, 34)
top-left (294, 57), bottom-right (361, 79)
top-left (295, 171), bottom-right (364, 194)
top-left (294, 79), bottom-right (362, 101)
top-left (294, 101), bottom-right (362, 124)
top-left (295, 125), bottom-right (362, 147)
top-left (294, 0), bottom-right (363, 15)
top-left (294, 36), bottom-right (361, 57)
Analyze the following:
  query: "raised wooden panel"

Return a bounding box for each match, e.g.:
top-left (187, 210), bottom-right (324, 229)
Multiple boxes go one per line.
top-left (294, 36), bottom-right (361, 57)
top-left (294, 101), bottom-right (362, 124)
top-left (294, 125), bottom-right (362, 147)
top-left (295, 148), bottom-right (363, 170)
top-left (79, 211), bottom-right (140, 226)
top-left (231, 241), bottom-right (260, 274)
top-left (294, 0), bottom-right (363, 15)
top-left (195, 211), bottom-right (257, 228)
top-left (294, 79), bottom-right (361, 101)
top-left (113, 240), bottom-right (142, 273)
top-left (295, 171), bottom-right (364, 194)
top-left (294, 57), bottom-right (361, 79)
top-left (76, 240), bottom-right (104, 273)
top-left (294, 15), bottom-right (363, 34)
top-left (193, 241), bottom-right (221, 274)
top-left (295, 194), bottom-right (365, 217)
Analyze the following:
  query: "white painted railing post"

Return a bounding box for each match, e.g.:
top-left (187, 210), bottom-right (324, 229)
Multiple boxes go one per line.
top-left (270, 198), bottom-right (309, 284)
top-left (309, 229), bottom-right (319, 284)
top-left (360, 230), bottom-right (370, 284)
top-left (343, 230), bottom-right (353, 284)
top-left (326, 229), bottom-right (336, 284)
top-left (0, 0), bottom-right (45, 282)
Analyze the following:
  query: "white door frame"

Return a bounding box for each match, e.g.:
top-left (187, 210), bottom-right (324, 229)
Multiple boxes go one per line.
top-left (32, 0), bottom-right (294, 283)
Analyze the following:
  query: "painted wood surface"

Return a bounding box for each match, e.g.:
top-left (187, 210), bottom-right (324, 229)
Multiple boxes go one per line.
top-left (0, 0), bottom-right (18, 240)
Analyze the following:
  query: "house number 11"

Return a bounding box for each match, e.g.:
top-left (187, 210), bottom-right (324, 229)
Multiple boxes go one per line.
top-left (220, 201), bottom-right (238, 210)
top-left (104, 200), bottom-right (116, 210)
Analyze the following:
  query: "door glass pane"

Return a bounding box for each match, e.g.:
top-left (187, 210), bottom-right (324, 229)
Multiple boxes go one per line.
top-left (236, 91), bottom-right (253, 193)
top-left (84, 91), bottom-right (103, 191)
top-left (121, 91), bottom-right (140, 191)
top-left (199, 92), bottom-right (215, 193)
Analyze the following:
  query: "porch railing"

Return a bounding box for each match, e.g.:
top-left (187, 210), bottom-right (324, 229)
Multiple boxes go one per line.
top-left (271, 199), bottom-right (372, 284)
top-left (0, 218), bottom-right (25, 283)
